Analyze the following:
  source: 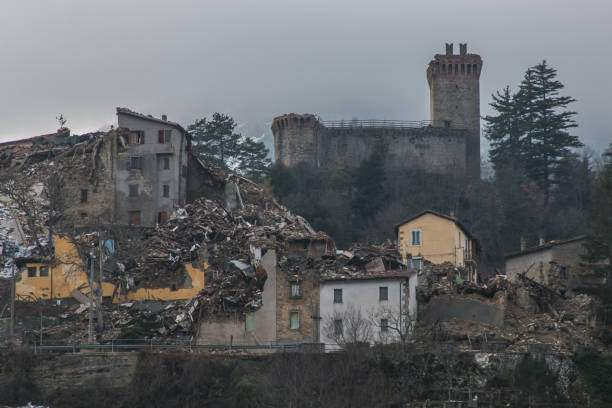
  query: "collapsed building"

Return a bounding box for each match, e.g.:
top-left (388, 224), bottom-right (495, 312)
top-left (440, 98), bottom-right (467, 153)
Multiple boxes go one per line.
top-left (414, 261), bottom-right (605, 354)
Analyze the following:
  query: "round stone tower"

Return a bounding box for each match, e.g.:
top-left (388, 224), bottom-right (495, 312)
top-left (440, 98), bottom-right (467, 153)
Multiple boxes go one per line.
top-left (271, 113), bottom-right (322, 168)
top-left (427, 43), bottom-right (482, 180)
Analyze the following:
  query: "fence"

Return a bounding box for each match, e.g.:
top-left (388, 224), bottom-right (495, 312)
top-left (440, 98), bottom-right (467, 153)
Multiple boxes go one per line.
top-left (321, 119), bottom-right (453, 129)
top-left (29, 338), bottom-right (300, 353)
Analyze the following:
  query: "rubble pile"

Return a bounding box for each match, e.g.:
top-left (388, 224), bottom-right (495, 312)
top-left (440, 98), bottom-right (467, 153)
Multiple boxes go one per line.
top-left (321, 241), bottom-right (406, 280)
top-left (0, 131), bottom-right (107, 278)
top-left (414, 265), bottom-right (603, 354)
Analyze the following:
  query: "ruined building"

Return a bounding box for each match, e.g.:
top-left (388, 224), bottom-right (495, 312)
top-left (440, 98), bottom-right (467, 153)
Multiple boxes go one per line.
top-left (272, 43), bottom-right (482, 180)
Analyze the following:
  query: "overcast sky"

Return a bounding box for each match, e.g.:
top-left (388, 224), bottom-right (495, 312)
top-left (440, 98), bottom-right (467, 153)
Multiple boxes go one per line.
top-left (1, 0), bottom-right (610, 154)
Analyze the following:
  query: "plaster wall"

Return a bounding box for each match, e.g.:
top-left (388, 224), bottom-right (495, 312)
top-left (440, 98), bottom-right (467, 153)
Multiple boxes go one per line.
top-left (320, 278), bottom-right (409, 347)
top-left (196, 249), bottom-right (277, 345)
top-left (398, 213), bottom-right (472, 266)
top-left (15, 235), bottom-right (205, 302)
top-left (505, 249), bottom-right (553, 283)
top-left (116, 114), bottom-right (187, 226)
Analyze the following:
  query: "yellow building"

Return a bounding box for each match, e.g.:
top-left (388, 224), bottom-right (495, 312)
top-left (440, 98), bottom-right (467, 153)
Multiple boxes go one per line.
top-left (15, 235), bottom-right (206, 302)
top-left (395, 210), bottom-right (479, 281)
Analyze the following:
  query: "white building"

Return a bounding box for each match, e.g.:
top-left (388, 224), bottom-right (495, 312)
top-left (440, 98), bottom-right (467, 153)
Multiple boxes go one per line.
top-left (319, 271), bottom-right (417, 350)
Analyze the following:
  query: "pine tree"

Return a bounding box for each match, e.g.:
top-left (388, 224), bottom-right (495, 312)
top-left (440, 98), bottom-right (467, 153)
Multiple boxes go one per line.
top-left (583, 144), bottom-right (612, 275)
top-left (517, 60), bottom-right (582, 198)
top-left (187, 113), bottom-right (270, 179)
top-left (483, 86), bottom-right (523, 170)
top-left (236, 137), bottom-right (271, 182)
top-left (351, 142), bottom-right (387, 220)
top-left (187, 113), bottom-right (241, 168)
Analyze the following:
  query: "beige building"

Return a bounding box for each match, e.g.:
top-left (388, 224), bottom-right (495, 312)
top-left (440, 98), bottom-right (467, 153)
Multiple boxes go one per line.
top-left (395, 210), bottom-right (478, 281)
top-left (504, 236), bottom-right (606, 290)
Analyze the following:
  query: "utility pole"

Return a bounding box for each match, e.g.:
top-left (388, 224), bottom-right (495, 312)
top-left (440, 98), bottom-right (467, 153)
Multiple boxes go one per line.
top-left (10, 265), bottom-right (14, 339)
top-left (97, 232), bottom-right (104, 330)
top-left (88, 247), bottom-right (95, 343)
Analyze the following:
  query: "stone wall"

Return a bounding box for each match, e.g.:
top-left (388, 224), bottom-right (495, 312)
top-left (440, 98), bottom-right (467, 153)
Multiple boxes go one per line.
top-left (59, 132), bottom-right (116, 230)
top-left (275, 268), bottom-right (319, 344)
top-left (272, 114), bottom-right (469, 176)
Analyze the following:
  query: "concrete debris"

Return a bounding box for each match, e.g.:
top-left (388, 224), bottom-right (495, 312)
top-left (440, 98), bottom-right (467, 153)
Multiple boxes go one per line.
top-left (413, 263), bottom-right (603, 354)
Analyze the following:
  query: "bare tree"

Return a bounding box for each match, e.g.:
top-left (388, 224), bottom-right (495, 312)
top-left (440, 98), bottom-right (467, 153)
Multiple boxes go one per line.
top-left (369, 304), bottom-right (415, 351)
top-left (323, 305), bottom-right (373, 347)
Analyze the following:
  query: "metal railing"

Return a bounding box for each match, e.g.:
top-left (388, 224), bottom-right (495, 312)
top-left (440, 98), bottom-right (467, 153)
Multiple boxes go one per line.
top-left (321, 119), bottom-right (453, 129)
top-left (29, 338), bottom-right (300, 353)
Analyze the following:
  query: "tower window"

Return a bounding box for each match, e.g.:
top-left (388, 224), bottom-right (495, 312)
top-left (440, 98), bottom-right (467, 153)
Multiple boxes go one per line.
top-left (454, 64), bottom-right (458, 73)
top-left (467, 64), bottom-right (471, 74)
top-left (461, 64), bottom-right (465, 73)
top-left (473, 64), bottom-right (477, 74)
top-left (442, 64), bottom-right (446, 72)
top-left (80, 189), bottom-right (88, 203)
top-left (162, 185), bottom-right (170, 198)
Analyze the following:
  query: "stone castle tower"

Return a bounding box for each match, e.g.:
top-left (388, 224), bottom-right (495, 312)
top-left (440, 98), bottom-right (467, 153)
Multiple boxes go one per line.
top-left (427, 43), bottom-right (482, 180)
top-left (272, 44), bottom-right (482, 181)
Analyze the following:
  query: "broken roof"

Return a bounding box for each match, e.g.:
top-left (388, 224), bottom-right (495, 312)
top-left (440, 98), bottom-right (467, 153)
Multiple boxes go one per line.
top-left (505, 235), bottom-right (586, 259)
top-left (116, 107), bottom-right (188, 135)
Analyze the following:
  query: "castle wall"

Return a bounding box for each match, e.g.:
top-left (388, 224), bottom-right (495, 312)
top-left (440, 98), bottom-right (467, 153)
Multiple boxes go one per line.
top-left (318, 126), bottom-right (468, 175)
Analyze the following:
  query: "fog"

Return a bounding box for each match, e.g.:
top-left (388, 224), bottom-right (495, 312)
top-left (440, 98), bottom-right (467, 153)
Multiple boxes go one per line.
top-left (1, 0), bottom-right (610, 153)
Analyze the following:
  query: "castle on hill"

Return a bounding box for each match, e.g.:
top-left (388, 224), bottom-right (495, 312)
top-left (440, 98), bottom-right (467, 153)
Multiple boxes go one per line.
top-left (271, 43), bottom-right (482, 181)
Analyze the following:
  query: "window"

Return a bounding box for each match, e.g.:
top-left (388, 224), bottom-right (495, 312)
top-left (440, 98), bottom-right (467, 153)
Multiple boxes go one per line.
top-left (560, 266), bottom-right (568, 279)
top-left (162, 185), bottom-right (170, 198)
top-left (334, 319), bottom-right (343, 336)
top-left (381, 319), bottom-right (389, 332)
top-left (158, 211), bottom-right (167, 224)
top-left (127, 131), bottom-right (144, 144)
top-left (465, 238), bottom-right (469, 258)
top-left (290, 311), bottom-right (299, 330)
top-left (379, 286), bottom-right (388, 301)
top-left (467, 64), bottom-right (471, 74)
top-left (411, 257), bottom-right (423, 272)
top-left (128, 211), bottom-right (141, 226)
top-left (129, 184), bottom-right (139, 197)
top-left (128, 156), bottom-right (143, 170)
top-left (158, 130), bottom-right (171, 144)
top-left (290, 282), bottom-right (300, 298)
top-left (27, 266), bottom-right (37, 277)
top-left (39, 266), bottom-right (49, 277)
top-left (333, 288), bottom-right (343, 303)
top-left (80, 189), bottom-right (88, 203)
top-left (163, 157), bottom-right (170, 170)
top-left (410, 229), bottom-right (421, 246)
top-left (80, 212), bottom-right (87, 218)
top-left (461, 64), bottom-right (465, 73)
top-left (458, 231), bottom-right (462, 246)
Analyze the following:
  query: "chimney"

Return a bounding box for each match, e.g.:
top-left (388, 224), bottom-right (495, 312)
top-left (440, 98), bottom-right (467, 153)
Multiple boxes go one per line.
top-left (520, 237), bottom-right (527, 252)
top-left (538, 235), bottom-right (545, 246)
top-left (449, 210), bottom-right (455, 218)
top-left (161, 114), bottom-right (167, 121)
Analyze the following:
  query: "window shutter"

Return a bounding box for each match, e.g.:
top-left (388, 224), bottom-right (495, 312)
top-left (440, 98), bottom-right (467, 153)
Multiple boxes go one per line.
top-left (139, 157), bottom-right (144, 170)
top-left (158, 130), bottom-right (164, 143)
top-left (140, 132), bottom-right (145, 144)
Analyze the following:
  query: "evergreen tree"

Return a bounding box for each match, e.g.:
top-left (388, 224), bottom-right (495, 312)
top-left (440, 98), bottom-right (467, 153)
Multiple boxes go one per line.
top-left (236, 137), bottom-right (271, 182)
top-left (483, 86), bottom-right (523, 170)
top-left (188, 113), bottom-right (241, 168)
top-left (516, 60), bottom-right (582, 198)
top-left (351, 142), bottom-right (387, 220)
top-left (187, 113), bottom-right (270, 179)
top-left (583, 144), bottom-right (612, 276)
